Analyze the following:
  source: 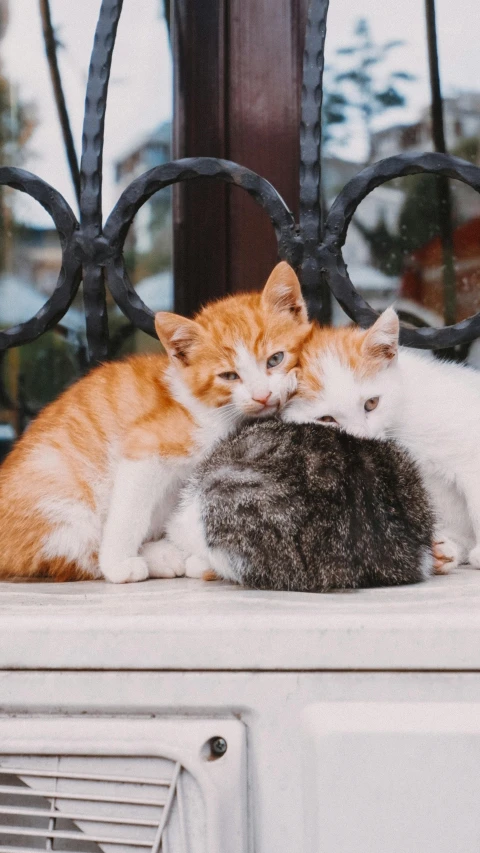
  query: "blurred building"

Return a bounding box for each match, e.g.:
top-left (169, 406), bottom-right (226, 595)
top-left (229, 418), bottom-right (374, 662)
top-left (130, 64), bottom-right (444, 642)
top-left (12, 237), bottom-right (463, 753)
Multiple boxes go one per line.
top-left (401, 216), bottom-right (480, 325)
top-left (115, 121), bottom-right (171, 255)
top-left (115, 121), bottom-right (171, 185)
top-left (371, 93), bottom-right (480, 162)
top-left (11, 226), bottom-right (62, 297)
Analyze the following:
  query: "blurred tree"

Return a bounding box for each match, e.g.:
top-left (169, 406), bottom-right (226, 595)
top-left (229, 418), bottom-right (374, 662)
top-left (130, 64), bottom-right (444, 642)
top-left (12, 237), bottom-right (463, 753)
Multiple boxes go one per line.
top-left (321, 67), bottom-right (349, 150)
top-left (322, 18), bottom-right (415, 162)
top-left (0, 26), bottom-right (36, 272)
top-left (16, 331), bottom-right (80, 415)
top-left (358, 132), bottom-right (480, 276)
top-left (355, 172), bottom-right (464, 276)
top-left (452, 136), bottom-right (479, 166)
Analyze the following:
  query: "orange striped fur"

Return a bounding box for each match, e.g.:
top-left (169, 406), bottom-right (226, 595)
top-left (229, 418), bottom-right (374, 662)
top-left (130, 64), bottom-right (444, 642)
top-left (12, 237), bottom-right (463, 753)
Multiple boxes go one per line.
top-left (0, 262), bottom-right (311, 582)
top-left (296, 314), bottom-right (398, 397)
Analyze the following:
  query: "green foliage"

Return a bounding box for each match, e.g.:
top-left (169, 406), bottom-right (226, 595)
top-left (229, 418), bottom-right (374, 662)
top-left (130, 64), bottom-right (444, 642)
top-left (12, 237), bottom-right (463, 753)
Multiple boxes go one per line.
top-left (357, 174), bottom-right (461, 276)
top-left (398, 174), bottom-right (453, 248)
top-left (17, 332), bottom-right (81, 412)
top-left (452, 136), bottom-right (479, 165)
top-left (354, 216), bottom-right (404, 277)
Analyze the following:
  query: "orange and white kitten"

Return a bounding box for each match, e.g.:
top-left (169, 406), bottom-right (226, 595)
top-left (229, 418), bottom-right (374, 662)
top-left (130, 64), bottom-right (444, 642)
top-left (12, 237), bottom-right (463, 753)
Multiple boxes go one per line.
top-left (0, 262), bottom-right (311, 583)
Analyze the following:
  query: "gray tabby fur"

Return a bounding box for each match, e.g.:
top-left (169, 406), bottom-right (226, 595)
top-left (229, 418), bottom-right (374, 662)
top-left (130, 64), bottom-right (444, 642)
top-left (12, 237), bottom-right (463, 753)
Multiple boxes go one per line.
top-left (194, 419), bottom-right (434, 591)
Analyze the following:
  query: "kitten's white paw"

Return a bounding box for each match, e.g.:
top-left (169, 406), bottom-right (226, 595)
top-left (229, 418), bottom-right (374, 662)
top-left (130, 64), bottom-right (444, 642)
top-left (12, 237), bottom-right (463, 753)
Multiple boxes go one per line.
top-left (433, 536), bottom-right (462, 574)
top-left (185, 554), bottom-right (211, 579)
top-left (468, 544), bottom-right (480, 568)
top-left (103, 557), bottom-right (149, 584)
top-left (141, 540), bottom-right (186, 578)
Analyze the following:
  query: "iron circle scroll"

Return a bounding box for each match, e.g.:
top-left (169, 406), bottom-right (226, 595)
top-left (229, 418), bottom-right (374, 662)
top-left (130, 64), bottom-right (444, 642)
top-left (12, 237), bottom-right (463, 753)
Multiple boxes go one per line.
top-left (0, 167), bottom-right (81, 350)
top-left (319, 151), bottom-right (480, 349)
top-left (103, 157), bottom-right (301, 335)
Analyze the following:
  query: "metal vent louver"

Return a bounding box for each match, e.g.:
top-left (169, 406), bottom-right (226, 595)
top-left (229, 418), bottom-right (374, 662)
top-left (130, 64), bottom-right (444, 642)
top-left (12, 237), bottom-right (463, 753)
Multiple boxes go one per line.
top-left (0, 717), bottom-right (245, 853)
top-left (0, 755), bottom-right (202, 853)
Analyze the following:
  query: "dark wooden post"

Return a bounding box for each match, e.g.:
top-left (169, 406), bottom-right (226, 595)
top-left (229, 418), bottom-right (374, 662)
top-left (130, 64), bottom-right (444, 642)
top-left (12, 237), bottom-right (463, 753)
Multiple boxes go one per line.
top-left (172, 0), bottom-right (228, 315)
top-left (172, 0), bottom-right (308, 314)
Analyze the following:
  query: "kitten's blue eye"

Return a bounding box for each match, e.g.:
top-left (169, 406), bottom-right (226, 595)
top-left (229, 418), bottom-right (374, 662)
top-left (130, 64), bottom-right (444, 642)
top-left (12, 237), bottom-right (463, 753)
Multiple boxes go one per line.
top-left (364, 396), bottom-right (380, 412)
top-left (267, 352), bottom-right (284, 368)
top-left (219, 371), bottom-right (240, 381)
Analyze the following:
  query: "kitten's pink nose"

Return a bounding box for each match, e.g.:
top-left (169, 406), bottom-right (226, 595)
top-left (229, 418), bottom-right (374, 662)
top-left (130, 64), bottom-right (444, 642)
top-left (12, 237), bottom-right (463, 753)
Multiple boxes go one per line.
top-left (252, 391), bottom-right (272, 406)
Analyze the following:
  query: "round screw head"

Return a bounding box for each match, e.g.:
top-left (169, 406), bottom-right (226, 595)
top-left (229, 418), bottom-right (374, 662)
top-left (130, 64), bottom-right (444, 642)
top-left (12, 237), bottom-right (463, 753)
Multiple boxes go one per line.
top-left (210, 736), bottom-right (227, 757)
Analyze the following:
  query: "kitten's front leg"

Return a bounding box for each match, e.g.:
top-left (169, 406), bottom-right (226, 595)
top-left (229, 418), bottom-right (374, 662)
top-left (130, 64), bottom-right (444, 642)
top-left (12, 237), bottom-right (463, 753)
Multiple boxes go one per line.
top-left (167, 492), bottom-right (238, 582)
top-left (184, 554), bottom-right (212, 578)
top-left (166, 490), bottom-right (212, 572)
top-left (432, 535), bottom-right (463, 574)
top-left (420, 468), bottom-right (469, 572)
top-left (100, 456), bottom-right (167, 583)
top-left (163, 487), bottom-right (239, 582)
top-left (140, 540), bottom-right (186, 578)
top-left (166, 488), bottom-right (221, 579)
top-left (455, 471), bottom-right (480, 568)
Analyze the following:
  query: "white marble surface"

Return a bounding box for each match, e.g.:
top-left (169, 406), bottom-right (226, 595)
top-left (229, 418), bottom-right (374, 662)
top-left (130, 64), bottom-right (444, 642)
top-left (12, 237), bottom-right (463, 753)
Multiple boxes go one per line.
top-left (0, 567), bottom-right (479, 670)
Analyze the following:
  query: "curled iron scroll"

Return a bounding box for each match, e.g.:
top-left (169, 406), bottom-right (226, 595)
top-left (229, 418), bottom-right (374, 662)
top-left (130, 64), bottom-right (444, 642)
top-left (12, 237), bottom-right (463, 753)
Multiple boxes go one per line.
top-left (0, 167), bottom-right (81, 350)
top-left (103, 157), bottom-right (301, 334)
top-left (0, 156), bottom-right (297, 348)
top-left (318, 151), bottom-right (480, 349)
top-left (2, 0), bottom-right (480, 359)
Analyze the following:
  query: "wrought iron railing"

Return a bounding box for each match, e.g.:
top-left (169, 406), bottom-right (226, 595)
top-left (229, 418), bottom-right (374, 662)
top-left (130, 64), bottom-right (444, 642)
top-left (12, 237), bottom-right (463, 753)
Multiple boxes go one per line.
top-left (1, 0), bottom-right (480, 370)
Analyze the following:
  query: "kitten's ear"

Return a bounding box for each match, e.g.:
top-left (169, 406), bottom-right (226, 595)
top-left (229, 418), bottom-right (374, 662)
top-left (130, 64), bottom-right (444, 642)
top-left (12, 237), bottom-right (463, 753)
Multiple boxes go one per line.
top-left (261, 261), bottom-right (308, 323)
top-left (155, 312), bottom-right (201, 362)
top-left (361, 307), bottom-right (399, 364)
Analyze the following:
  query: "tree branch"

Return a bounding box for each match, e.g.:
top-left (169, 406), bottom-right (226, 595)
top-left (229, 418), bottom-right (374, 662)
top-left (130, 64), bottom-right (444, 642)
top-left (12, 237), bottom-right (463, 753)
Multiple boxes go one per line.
top-left (39, 0), bottom-right (81, 207)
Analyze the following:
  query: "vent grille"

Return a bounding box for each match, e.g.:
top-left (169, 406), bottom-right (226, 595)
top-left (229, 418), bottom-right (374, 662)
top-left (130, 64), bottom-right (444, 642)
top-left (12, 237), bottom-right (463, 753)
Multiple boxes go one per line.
top-left (0, 755), bottom-right (200, 853)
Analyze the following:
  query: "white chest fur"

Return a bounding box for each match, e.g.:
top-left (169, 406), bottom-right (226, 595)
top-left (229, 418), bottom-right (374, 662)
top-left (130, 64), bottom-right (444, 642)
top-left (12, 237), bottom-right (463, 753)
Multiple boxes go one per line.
top-left (99, 372), bottom-right (242, 583)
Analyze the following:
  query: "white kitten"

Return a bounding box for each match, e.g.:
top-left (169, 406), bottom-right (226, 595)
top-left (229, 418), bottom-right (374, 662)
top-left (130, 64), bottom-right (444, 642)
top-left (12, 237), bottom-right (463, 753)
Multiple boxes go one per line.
top-left (283, 308), bottom-right (480, 571)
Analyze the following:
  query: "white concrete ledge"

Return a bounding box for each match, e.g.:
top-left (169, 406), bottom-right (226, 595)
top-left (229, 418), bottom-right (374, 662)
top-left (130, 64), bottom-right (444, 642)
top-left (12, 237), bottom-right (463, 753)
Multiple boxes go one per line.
top-left (0, 567), bottom-right (479, 671)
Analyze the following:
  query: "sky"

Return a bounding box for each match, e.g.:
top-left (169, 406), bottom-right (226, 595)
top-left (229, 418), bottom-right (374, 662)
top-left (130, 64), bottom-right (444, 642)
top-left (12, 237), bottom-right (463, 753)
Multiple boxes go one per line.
top-left (0, 0), bottom-right (478, 226)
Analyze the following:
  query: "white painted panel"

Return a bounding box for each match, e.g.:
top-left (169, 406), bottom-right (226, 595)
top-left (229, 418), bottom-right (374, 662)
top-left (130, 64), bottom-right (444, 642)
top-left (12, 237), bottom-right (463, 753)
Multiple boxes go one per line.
top-left (303, 702), bottom-right (480, 853)
top-left (1, 569), bottom-right (480, 670)
top-left (0, 717), bottom-right (247, 853)
top-left (3, 670), bottom-right (480, 852)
